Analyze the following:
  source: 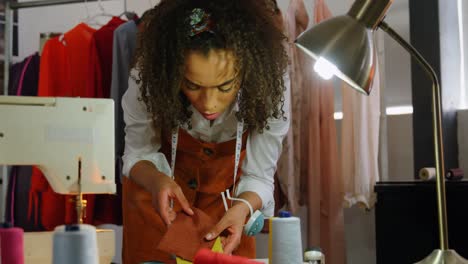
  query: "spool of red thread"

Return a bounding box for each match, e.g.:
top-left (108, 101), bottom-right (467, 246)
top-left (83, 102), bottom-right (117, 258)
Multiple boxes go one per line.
top-left (0, 223), bottom-right (24, 264)
top-left (445, 168), bottom-right (464, 181)
top-left (193, 248), bottom-right (262, 264)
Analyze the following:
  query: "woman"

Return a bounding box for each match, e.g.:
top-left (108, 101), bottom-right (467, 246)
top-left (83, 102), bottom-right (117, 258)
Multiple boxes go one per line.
top-left (121, 0), bottom-right (289, 262)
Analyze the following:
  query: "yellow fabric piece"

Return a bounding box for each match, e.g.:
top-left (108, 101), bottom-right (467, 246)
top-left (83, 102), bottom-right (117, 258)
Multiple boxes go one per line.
top-left (212, 237), bottom-right (224, 253)
top-left (176, 257), bottom-right (192, 264)
top-left (176, 237), bottom-right (224, 264)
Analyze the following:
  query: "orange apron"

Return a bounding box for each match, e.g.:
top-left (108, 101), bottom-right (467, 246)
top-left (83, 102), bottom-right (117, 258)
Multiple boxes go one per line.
top-left (122, 128), bottom-right (256, 263)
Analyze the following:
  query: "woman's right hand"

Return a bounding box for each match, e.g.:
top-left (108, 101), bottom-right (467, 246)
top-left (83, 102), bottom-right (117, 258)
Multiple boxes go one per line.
top-left (151, 172), bottom-right (194, 226)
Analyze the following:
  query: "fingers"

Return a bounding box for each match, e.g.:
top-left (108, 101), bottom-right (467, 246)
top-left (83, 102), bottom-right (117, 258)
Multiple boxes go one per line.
top-left (153, 182), bottom-right (193, 226)
top-left (223, 229), bottom-right (242, 255)
top-left (206, 210), bottom-right (244, 254)
top-left (173, 186), bottom-right (194, 216)
top-left (168, 210), bottom-right (177, 223)
top-left (156, 190), bottom-right (173, 226)
top-left (205, 217), bottom-right (230, 241)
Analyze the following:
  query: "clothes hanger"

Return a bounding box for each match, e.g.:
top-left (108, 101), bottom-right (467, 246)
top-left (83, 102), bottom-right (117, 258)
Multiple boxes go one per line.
top-left (82, 0), bottom-right (102, 27)
top-left (95, 0), bottom-right (114, 17)
top-left (82, 0), bottom-right (114, 27)
top-left (118, 0), bottom-right (137, 21)
top-left (118, 11), bottom-right (137, 21)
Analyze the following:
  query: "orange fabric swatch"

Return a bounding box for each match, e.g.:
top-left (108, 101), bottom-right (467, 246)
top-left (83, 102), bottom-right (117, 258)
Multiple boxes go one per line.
top-left (157, 208), bottom-right (216, 261)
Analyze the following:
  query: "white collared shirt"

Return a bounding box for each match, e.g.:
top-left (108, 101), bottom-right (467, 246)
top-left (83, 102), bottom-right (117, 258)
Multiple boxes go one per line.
top-left (121, 70), bottom-right (290, 216)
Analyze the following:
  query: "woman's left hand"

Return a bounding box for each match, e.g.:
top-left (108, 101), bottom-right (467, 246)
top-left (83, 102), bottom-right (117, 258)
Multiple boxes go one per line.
top-left (204, 203), bottom-right (250, 254)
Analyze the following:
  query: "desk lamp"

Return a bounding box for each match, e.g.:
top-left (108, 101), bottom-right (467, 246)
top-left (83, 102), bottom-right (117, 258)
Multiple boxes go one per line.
top-left (295, 0), bottom-right (468, 263)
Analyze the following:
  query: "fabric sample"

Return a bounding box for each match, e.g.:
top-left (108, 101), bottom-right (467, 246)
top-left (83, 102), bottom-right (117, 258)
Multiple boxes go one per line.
top-left (157, 208), bottom-right (216, 262)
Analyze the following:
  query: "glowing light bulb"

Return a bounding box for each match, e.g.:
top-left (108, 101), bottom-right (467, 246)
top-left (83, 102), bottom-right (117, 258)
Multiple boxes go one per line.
top-left (314, 57), bottom-right (338, 80)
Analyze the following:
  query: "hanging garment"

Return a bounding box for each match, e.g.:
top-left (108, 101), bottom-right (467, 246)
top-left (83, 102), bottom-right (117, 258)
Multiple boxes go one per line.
top-left (6, 55), bottom-right (40, 230)
top-left (279, 0), bottom-right (347, 262)
top-left (37, 23), bottom-right (102, 97)
top-left (39, 32), bottom-right (62, 55)
top-left (7, 53), bottom-right (40, 96)
top-left (8, 63), bottom-right (23, 95)
top-left (89, 17), bottom-right (126, 226)
top-left (110, 20), bottom-right (138, 161)
top-left (275, 0), bottom-right (310, 214)
top-left (6, 167), bottom-right (39, 231)
top-left (340, 0), bottom-right (380, 210)
top-left (6, 167), bottom-right (19, 227)
top-left (122, 129), bottom-right (255, 263)
top-left (106, 20), bottom-right (139, 230)
top-left (298, 1), bottom-right (347, 263)
top-left (91, 17), bottom-right (126, 99)
top-left (29, 23), bottom-right (104, 230)
top-left (340, 59), bottom-right (380, 209)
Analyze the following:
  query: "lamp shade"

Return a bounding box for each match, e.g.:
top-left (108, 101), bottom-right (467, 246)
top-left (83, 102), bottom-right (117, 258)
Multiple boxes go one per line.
top-left (295, 15), bottom-right (376, 95)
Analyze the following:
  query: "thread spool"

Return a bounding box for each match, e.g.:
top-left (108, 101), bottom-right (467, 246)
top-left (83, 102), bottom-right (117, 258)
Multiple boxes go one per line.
top-left (304, 247), bottom-right (325, 264)
top-left (53, 224), bottom-right (99, 264)
top-left (419, 167), bottom-right (436, 181)
top-left (446, 168), bottom-right (464, 181)
top-left (0, 223), bottom-right (24, 264)
top-left (193, 248), bottom-right (262, 264)
top-left (268, 211), bottom-right (303, 264)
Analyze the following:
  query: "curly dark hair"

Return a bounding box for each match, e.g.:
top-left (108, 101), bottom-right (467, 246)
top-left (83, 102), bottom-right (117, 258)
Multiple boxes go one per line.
top-left (134, 0), bottom-right (288, 132)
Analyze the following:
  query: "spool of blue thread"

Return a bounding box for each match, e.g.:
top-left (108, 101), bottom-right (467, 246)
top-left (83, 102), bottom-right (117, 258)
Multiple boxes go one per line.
top-left (279, 210), bottom-right (292, 217)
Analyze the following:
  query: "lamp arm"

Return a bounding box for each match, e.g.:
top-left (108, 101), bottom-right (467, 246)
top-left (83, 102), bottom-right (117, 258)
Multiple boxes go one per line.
top-left (379, 21), bottom-right (439, 86)
top-left (379, 20), bottom-right (449, 251)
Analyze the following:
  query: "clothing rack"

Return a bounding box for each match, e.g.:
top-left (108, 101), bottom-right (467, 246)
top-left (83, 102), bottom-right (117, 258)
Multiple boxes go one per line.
top-left (0, 0), bottom-right (126, 223)
top-left (2, 0), bottom-right (125, 94)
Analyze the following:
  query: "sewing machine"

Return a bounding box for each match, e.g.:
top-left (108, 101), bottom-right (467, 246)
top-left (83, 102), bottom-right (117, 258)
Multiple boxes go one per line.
top-left (0, 96), bottom-right (116, 263)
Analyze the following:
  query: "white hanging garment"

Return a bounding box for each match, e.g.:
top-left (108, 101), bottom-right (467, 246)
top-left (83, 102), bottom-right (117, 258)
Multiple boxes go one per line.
top-left (340, 32), bottom-right (381, 209)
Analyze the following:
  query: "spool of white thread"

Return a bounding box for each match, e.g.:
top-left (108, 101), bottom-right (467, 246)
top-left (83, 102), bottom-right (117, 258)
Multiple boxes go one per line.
top-left (268, 211), bottom-right (303, 264)
top-left (52, 224), bottom-right (99, 264)
top-left (419, 167), bottom-right (436, 181)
